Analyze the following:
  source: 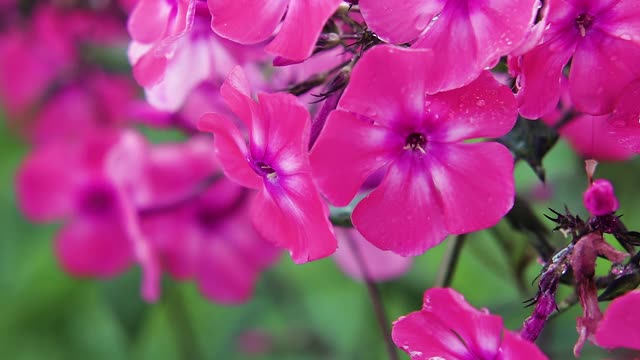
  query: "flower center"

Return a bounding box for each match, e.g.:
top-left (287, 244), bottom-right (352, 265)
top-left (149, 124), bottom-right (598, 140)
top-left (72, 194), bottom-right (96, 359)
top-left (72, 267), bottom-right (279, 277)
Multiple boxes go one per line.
top-left (255, 161), bottom-right (278, 181)
top-left (79, 185), bottom-right (115, 216)
top-left (575, 13), bottom-right (593, 37)
top-left (404, 132), bottom-right (427, 153)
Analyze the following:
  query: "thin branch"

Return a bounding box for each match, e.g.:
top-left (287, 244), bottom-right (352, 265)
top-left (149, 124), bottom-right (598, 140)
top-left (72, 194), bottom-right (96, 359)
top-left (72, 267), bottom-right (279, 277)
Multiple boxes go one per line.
top-left (435, 234), bottom-right (468, 288)
top-left (344, 233), bottom-right (399, 360)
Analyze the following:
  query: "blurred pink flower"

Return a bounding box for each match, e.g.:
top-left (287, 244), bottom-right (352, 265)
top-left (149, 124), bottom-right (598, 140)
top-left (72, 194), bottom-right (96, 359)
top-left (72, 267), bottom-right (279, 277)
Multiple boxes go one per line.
top-left (393, 288), bottom-right (548, 360)
top-left (208, 0), bottom-right (342, 63)
top-left (360, 0), bottom-right (539, 91)
top-left (596, 290), bottom-right (640, 351)
top-left (198, 66), bottom-right (337, 263)
top-left (333, 227), bottom-right (412, 282)
top-left (16, 131), bottom-right (160, 301)
top-left (311, 46), bottom-right (517, 256)
top-left (139, 137), bottom-right (280, 303)
top-left (513, 0), bottom-right (640, 118)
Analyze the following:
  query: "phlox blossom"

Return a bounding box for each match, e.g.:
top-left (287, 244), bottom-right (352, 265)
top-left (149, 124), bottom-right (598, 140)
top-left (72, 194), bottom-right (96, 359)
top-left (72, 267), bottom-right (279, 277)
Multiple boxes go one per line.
top-left (512, 0), bottom-right (640, 118)
top-left (311, 45), bottom-right (517, 256)
top-left (16, 131), bottom-right (160, 301)
top-left (139, 137), bottom-right (280, 303)
top-left (198, 66), bottom-right (337, 263)
top-left (393, 288), bottom-right (548, 360)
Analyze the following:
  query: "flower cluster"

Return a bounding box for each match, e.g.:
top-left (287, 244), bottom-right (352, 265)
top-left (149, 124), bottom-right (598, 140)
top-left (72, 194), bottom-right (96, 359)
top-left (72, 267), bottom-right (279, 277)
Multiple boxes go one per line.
top-left (3, 0), bottom-right (640, 358)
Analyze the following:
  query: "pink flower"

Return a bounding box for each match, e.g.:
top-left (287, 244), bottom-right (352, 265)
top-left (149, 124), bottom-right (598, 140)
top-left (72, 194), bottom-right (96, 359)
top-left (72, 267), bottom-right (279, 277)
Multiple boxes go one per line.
top-left (392, 288), bottom-right (548, 360)
top-left (584, 179), bottom-right (619, 216)
top-left (16, 131), bottom-right (160, 301)
top-left (128, 0), bottom-right (266, 111)
top-left (513, 0), bottom-right (640, 118)
top-left (140, 137), bottom-right (280, 303)
top-left (596, 290), bottom-right (640, 351)
top-left (310, 46), bottom-right (517, 256)
top-left (208, 0), bottom-right (342, 63)
top-left (197, 66), bottom-right (337, 263)
top-left (360, 0), bottom-right (539, 91)
top-left (332, 227), bottom-right (412, 281)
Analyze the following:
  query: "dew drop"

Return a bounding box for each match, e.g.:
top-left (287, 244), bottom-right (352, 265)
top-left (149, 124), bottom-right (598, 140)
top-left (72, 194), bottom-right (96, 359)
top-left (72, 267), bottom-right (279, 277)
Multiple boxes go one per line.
top-left (621, 34), bottom-right (632, 41)
top-left (476, 99), bottom-right (486, 106)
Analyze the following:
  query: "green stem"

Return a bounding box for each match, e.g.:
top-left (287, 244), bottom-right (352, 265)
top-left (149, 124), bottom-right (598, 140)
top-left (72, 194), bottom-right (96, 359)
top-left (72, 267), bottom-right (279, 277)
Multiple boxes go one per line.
top-left (435, 234), bottom-right (468, 288)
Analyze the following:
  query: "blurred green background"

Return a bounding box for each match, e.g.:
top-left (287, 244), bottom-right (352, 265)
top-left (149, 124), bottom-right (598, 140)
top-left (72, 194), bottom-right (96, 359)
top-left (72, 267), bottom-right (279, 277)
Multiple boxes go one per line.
top-left (2, 112), bottom-right (640, 360)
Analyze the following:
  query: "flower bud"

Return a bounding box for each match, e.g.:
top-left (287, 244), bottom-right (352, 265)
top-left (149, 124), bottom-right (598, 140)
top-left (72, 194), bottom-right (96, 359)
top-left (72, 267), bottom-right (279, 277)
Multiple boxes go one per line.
top-left (584, 179), bottom-right (619, 216)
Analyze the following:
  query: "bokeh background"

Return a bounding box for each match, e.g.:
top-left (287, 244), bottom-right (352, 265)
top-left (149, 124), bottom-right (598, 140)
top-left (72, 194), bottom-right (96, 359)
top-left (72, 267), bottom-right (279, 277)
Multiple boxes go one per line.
top-left (2, 1), bottom-right (640, 359)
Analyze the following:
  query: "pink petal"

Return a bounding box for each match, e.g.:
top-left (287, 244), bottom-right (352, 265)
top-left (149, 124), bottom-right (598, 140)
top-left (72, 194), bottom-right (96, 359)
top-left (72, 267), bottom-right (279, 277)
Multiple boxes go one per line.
top-left (429, 142), bottom-right (515, 234)
top-left (497, 331), bottom-right (548, 360)
top-left (570, 30), bottom-right (640, 115)
top-left (516, 36), bottom-right (577, 119)
top-left (209, 0), bottom-right (288, 44)
top-left (333, 227), bottom-right (412, 281)
top-left (250, 174), bottom-right (337, 263)
top-left (266, 0), bottom-right (342, 62)
top-left (549, 114), bottom-right (634, 161)
top-left (424, 288), bottom-right (504, 359)
top-left (198, 113), bottom-right (262, 189)
top-left (196, 237), bottom-right (260, 304)
top-left (352, 156), bottom-right (448, 256)
top-left (338, 45), bottom-right (434, 128)
top-left (127, 0), bottom-right (172, 43)
top-left (55, 218), bottom-right (134, 277)
top-left (16, 146), bottom-right (77, 222)
top-left (413, 0), bottom-right (538, 92)
top-left (360, 0), bottom-right (446, 44)
top-left (427, 71), bottom-right (518, 142)
top-left (220, 65), bottom-right (256, 128)
top-left (310, 110), bottom-right (401, 206)
top-left (606, 79), bottom-right (640, 152)
top-left (252, 92), bottom-right (311, 175)
top-left (393, 310), bottom-right (472, 359)
top-left (596, 290), bottom-right (640, 350)
top-left (131, 48), bottom-right (168, 87)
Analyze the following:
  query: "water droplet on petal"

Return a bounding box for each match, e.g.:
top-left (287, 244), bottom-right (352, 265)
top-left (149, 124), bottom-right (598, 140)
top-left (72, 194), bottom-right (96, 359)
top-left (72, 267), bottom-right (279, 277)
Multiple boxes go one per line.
top-left (621, 34), bottom-right (632, 41)
top-left (476, 99), bottom-right (486, 106)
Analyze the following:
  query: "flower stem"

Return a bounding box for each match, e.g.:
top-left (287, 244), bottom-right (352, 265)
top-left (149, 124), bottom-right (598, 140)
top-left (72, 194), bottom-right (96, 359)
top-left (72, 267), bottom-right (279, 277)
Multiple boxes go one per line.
top-left (166, 285), bottom-right (202, 360)
top-left (435, 234), bottom-right (468, 288)
top-left (344, 233), bottom-right (399, 360)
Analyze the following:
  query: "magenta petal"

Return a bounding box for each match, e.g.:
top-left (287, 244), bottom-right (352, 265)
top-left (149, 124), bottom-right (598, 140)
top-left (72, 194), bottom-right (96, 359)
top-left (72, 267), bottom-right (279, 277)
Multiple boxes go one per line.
top-left (266, 0), bottom-right (342, 62)
top-left (352, 157), bottom-right (448, 256)
top-left (250, 174), bottom-right (337, 263)
top-left (127, 0), bottom-right (171, 43)
top-left (16, 146), bottom-right (77, 222)
top-left (220, 66), bottom-right (256, 128)
top-left (425, 288), bottom-right (504, 359)
top-left (428, 71), bottom-right (517, 142)
top-left (209, 0), bottom-right (288, 44)
top-left (596, 290), bottom-right (640, 350)
top-left (333, 227), bottom-right (412, 281)
top-left (198, 113), bottom-right (262, 189)
top-left (56, 219), bottom-right (134, 277)
top-left (414, 0), bottom-right (538, 91)
top-left (360, 0), bottom-right (446, 44)
top-left (516, 36), bottom-right (576, 119)
top-left (430, 142), bottom-right (515, 234)
top-left (252, 92), bottom-right (311, 172)
top-left (393, 310), bottom-right (471, 359)
top-left (196, 239), bottom-right (258, 304)
top-left (310, 110), bottom-right (400, 206)
top-left (570, 32), bottom-right (640, 115)
top-left (338, 45), bottom-right (433, 128)
top-left (606, 79), bottom-right (640, 152)
top-left (498, 331), bottom-right (548, 360)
